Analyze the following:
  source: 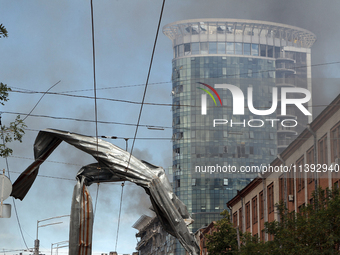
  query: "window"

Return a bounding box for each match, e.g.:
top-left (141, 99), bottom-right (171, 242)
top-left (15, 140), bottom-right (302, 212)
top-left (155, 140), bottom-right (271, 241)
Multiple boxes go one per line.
top-left (191, 179), bottom-right (196, 186)
top-left (200, 42), bottom-right (208, 54)
top-left (217, 42), bottom-right (226, 54)
top-left (267, 46), bottom-right (273, 57)
top-left (318, 135), bottom-right (328, 165)
top-left (239, 208), bottom-right (243, 230)
top-left (226, 42), bottom-right (234, 54)
top-left (274, 46), bottom-right (281, 58)
top-left (209, 42), bottom-right (217, 54)
top-left (223, 178), bottom-right (229, 186)
top-left (251, 44), bottom-right (259, 56)
top-left (191, 42), bottom-right (199, 55)
top-left (260, 45), bottom-right (266, 57)
top-left (191, 130), bottom-right (196, 138)
top-left (279, 176), bottom-right (284, 202)
top-left (331, 122), bottom-right (340, 162)
top-left (250, 131), bottom-right (254, 139)
top-left (296, 156), bottom-right (305, 191)
top-left (184, 43), bottom-right (191, 55)
top-left (252, 196), bottom-right (258, 224)
top-left (233, 212), bottom-right (238, 228)
top-left (176, 179), bottom-right (180, 188)
top-left (260, 191), bottom-right (264, 219)
top-left (237, 144), bottom-right (246, 158)
top-left (288, 169), bottom-right (293, 194)
top-left (268, 183), bottom-right (274, 213)
top-left (244, 43), bottom-right (251, 55)
top-left (246, 202), bottom-right (251, 229)
top-left (235, 43), bottom-right (242, 55)
top-left (250, 146), bottom-right (254, 155)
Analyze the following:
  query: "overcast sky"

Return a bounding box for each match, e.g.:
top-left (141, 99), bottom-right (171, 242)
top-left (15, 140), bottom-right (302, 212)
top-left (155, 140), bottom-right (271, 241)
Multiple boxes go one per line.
top-left (1, 0), bottom-right (340, 254)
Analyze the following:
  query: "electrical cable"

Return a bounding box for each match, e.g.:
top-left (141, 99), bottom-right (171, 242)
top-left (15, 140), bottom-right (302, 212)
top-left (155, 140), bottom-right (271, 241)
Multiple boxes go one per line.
top-left (127, 0), bottom-right (166, 166)
top-left (114, 0), bottom-right (166, 252)
top-left (0, 115), bottom-right (30, 251)
top-left (22, 80), bottom-right (61, 121)
top-left (2, 111), bottom-right (172, 129)
top-left (10, 89), bottom-right (174, 107)
top-left (8, 60), bottom-right (340, 96)
top-left (114, 182), bottom-right (124, 252)
top-left (90, 0), bottom-right (101, 220)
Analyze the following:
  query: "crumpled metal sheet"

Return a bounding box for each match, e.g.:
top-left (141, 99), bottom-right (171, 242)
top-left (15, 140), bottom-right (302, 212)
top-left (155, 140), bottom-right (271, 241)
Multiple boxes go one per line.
top-left (11, 129), bottom-right (200, 255)
top-left (69, 176), bottom-right (93, 255)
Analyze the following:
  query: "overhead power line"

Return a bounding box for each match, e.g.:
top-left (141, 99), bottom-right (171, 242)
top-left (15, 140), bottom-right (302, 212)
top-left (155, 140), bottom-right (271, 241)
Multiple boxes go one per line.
top-left (9, 60), bottom-right (340, 95)
top-left (2, 111), bottom-right (172, 129)
top-left (115, 0), bottom-right (166, 252)
top-left (0, 115), bottom-right (30, 251)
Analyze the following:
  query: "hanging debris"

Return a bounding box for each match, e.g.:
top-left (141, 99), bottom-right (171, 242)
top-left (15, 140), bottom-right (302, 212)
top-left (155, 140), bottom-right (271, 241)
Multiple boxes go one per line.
top-left (11, 129), bottom-right (200, 255)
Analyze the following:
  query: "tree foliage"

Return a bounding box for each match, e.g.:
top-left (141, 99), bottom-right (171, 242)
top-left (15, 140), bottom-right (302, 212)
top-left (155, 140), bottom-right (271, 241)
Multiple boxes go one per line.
top-left (205, 210), bottom-right (239, 255)
top-left (206, 187), bottom-right (340, 255)
top-left (0, 25), bottom-right (26, 157)
top-left (264, 187), bottom-right (340, 255)
top-left (0, 24), bottom-right (8, 38)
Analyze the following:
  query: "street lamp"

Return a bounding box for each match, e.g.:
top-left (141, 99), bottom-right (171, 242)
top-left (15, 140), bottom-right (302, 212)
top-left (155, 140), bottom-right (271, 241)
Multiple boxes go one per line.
top-left (34, 215), bottom-right (70, 255)
top-left (51, 241), bottom-right (68, 255)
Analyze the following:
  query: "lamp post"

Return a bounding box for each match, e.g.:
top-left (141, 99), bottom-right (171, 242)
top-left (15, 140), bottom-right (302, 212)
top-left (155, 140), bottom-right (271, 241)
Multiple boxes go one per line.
top-left (34, 215), bottom-right (70, 255)
top-left (51, 241), bottom-right (68, 255)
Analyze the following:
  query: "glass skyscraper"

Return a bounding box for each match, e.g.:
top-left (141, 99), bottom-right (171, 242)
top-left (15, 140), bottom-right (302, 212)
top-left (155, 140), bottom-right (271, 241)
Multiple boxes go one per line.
top-left (163, 19), bottom-right (315, 254)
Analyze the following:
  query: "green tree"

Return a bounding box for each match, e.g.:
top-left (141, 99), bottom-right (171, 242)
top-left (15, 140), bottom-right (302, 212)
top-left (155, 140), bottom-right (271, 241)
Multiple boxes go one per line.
top-left (0, 24), bottom-right (26, 157)
top-left (206, 210), bottom-right (240, 255)
top-left (263, 187), bottom-right (340, 255)
top-left (206, 187), bottom-right (340, 255)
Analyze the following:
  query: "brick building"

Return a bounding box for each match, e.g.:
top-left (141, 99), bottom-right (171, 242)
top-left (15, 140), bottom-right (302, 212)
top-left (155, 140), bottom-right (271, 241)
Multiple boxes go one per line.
top-left (227, 94), bottom-right (340, 241)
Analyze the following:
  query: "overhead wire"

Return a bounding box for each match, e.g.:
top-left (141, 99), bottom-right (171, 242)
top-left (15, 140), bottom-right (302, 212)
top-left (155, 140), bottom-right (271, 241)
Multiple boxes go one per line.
top-left (2, 111), bottom-right (172, 129)
top-left (90, 0), bottom-right (101, 220)
top-left (0, 115), bottom-right (30, 251)
top-left (114, 0), bottom-right (166, 252)
top-left (8, 60), bottom-right (340, 96)
top-left (22, 80), bottom-right (61, 121)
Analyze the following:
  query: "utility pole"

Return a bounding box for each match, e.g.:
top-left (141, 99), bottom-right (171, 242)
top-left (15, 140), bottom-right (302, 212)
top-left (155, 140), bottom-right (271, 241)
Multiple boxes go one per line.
top-left (34, 215), bottom-right (69, 255)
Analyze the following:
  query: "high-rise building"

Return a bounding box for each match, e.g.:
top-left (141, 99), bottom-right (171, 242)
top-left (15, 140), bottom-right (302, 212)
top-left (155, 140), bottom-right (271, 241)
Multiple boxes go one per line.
top-left (163, 19), bottom-right (316, 254)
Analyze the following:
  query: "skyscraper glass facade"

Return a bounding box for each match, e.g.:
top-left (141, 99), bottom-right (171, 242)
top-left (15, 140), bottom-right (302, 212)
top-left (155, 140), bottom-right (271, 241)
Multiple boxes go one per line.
top-left (163, 19), bottom-right (316, 254)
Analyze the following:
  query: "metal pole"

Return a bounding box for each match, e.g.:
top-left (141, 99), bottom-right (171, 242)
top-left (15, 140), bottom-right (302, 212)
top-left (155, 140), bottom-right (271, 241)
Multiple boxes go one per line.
top-left (34, 215), bottom-right (69, 255)
top-left (0, 169), bottom-right (5, 218)
top-left (34, 220), bottom-right (39, 255)
top-left (124, 138), bottom-right (129, 151)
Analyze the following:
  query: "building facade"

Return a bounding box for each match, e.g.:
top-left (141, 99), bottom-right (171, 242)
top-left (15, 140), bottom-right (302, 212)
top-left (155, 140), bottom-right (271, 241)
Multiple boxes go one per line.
top-left (227, 93), bottom-right (340, 241)
top-left (133, 215), bottom-right (175, 255)
top-left (163, 19), bottom-right (316, 254)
